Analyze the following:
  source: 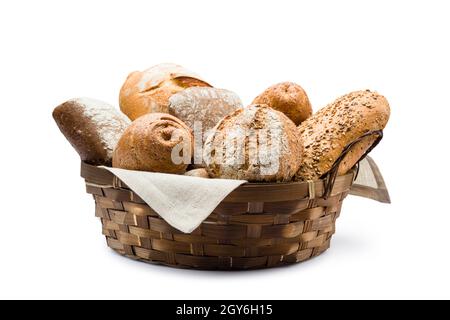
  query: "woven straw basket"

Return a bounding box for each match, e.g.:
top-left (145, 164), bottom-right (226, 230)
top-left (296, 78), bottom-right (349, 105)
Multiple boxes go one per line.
top-left (81, 131), bottom-right (382, 270)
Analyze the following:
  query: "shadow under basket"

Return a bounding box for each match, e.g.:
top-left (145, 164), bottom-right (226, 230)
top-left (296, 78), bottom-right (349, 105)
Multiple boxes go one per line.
top-left (81, 165), bottom-right (355, 270)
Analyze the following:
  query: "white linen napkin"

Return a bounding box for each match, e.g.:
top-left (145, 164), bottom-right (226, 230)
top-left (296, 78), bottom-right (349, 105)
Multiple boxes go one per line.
top-left (101, 166), bottom-right (246, 233)
top-left (98, 157), bottom-right (389, 233)
top-left (349, 156), bottom-right (391, 203)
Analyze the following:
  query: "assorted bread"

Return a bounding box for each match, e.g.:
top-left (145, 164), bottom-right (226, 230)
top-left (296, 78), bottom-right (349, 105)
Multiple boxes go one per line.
top-left (53, 63), bottom-right (390, 183)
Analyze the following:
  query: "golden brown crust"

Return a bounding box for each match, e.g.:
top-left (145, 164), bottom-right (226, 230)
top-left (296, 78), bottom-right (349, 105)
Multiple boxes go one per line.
top-left (203, 104), bottom-right (303, 182)
top-left (112, 113), bottom-right (193, 174)
top-left (252, 82), bottom-right (312, 125)
top-left (337, 135), bottom-right (378, 176)
top-left (52, 98), bottom-right (130, 165)
top-left (296, 90), bottom-right (390, 181)
top-left (119, 63), bottom-right (211, 121)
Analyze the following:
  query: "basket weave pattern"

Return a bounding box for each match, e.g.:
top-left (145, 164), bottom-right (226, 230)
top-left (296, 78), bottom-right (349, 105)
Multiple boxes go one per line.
top-left (83, 163), bottom-right (354, 270)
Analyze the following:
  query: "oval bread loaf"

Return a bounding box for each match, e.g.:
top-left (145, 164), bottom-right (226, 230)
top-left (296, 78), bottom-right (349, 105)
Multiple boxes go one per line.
top-left (296, 90), bottom-right (390, 181)
top-left (113, 113), bottom-right (193, 174)
top-left (52, 98), bottom-right (130, 165)
top-left (119, 63), bottom-right (211, 120)
top-left (204, 104), bottom-right (303, 182)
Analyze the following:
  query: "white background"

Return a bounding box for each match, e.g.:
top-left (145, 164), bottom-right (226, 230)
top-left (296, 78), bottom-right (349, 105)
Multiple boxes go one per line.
top-left (0, 0), bottom-right (449, 300)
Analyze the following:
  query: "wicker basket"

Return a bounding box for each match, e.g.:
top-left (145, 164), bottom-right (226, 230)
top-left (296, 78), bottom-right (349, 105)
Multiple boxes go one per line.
top-left (81, 131), bottom-right (382, 270)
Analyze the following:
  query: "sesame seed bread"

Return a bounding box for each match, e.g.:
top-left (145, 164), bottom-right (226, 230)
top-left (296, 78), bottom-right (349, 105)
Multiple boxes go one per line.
top-left (296, 90), bottom-right (390, 181)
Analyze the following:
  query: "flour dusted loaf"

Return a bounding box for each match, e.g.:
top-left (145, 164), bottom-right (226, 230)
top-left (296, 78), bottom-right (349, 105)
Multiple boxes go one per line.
top-left (169, 87), bottom-right (243, 135)
top-left (119, 63), bottom-right (211, 120)
top-left (204, 104), bottom-right (302, 182)
top-left (296, 90), bottom-right (390, 181)
top-left (113, 113), bottom-right (193, 174)
top-left (52, 98), bottom-right (130, 165)
top-left (252, 82), bottom-right (312, 125)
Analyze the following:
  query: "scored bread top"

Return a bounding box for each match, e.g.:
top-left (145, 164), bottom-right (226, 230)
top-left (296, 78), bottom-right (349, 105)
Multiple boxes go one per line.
top-left (119, 63), bottom-right (212, 120)
top-left (112, 113), bottom-right (193, 174)
top-left (204, 104), bottom-right (302, 182)
top-left (136, 63), bottom-right (209, 91)
top-left (168, 87), bottom-right (243, 135)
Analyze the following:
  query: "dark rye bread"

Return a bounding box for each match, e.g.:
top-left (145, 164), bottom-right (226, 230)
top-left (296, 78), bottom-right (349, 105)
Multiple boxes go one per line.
top-left (53, 98), bottom-right (130, 165)
top-left (295, 90), bottom-right (390, 181)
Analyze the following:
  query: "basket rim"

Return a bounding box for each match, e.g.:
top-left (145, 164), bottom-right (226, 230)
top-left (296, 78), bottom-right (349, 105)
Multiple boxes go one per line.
top-left (81, 162), bottom-right (355, 202)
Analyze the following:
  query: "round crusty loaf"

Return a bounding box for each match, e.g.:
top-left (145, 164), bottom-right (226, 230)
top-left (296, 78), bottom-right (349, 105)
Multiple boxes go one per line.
top-left (184, 168), bottom-right (210, 179)
top-left (296, 90), bottom-right (390, 181)
top-left (204, 104), bottom-right (303, 182)
top-left (168, 87), bottom-right (243, 135)
top-left (252, 82), bottom-right (312, 125)
top-left (52, 98), bottom-right (130, 165)
top-left (113, 113), bottom-right (193, 174)
top-left (119, 63), bottom-right (211, 121)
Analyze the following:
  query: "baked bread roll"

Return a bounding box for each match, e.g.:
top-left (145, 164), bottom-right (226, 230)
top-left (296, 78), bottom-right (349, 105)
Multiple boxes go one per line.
top-left (296, 90), bottom-right (390, 181)
top-left (113, 113), bottom-right (193, 174)
top-left (184, 168), bottom-right (210, 178)
top-left (204, 104), bottom-right (302, 182)
top-left (119, 63), bottom-right (211, 120)
top-left (252, 82), bottom-right (312, 125)
top-left (52, 98), bottom-right (130, 165)
top-left (168, 87), bottom-right (243, 135)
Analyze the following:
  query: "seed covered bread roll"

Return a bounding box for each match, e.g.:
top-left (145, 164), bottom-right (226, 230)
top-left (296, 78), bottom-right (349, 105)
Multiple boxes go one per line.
top-left (52, 98), bottom-right (130, 165)
top-left (119, 63), bottom-right (211, 120)
top-left (296, 90), bottom-right (390, 181)
top-left (113, 113), bottom-right (193, 174)
top-left (204, 104), bottom-right (302, 182)
top-left (252, 82), bottom-right (312, 125)
top-left (168, 87), bottom-right (243, 135)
